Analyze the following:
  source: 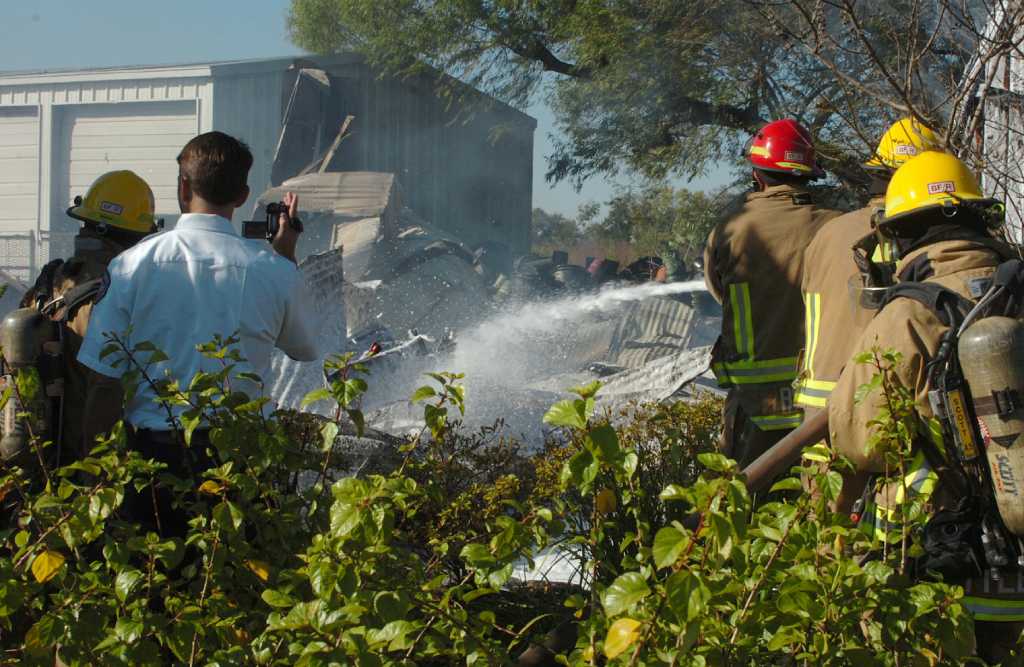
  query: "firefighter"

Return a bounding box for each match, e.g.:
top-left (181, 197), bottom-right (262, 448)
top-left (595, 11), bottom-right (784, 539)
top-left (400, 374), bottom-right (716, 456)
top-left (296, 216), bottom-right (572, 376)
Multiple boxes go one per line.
top-left (704, 119), bottom-right (841, 468)
top-left (34, 170), bottom-right (157, 462)
top-left (829, 151), bottom-right (1024, 662)
top-left (795, 118), bottom-right (941, 419)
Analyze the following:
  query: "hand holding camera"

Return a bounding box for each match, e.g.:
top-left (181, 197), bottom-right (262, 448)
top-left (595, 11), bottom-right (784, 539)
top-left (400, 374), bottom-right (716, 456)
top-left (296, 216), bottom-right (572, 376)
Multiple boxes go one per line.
top-left (243, 192), bottom-right (303, 263)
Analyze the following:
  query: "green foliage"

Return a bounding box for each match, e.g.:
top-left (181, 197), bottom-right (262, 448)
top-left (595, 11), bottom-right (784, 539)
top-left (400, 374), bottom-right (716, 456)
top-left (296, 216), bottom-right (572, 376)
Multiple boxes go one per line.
top-left (541, 387), bottom-right (975, 665)
top-left (532, 207), bottom-right (584, 252)
top-left (286, 0), bottom-right (976, 187)
top-left (532, 185), bottom-right (734, 269)
top-left (582, 185), bottom-right (733, 263)
top-left (0, 337), bottom-right (985, 664)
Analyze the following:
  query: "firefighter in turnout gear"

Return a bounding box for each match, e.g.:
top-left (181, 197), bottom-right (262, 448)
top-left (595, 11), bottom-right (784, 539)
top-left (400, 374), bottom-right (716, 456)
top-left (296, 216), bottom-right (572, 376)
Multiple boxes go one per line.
top-left (704, 119), bottom-right (841, 468)
top-left (829, 151), bottom-right (1024, 662)
top-left (26, 170), bottom-right (157, 463)
top-left (795, 118), bottom-right (941, 419)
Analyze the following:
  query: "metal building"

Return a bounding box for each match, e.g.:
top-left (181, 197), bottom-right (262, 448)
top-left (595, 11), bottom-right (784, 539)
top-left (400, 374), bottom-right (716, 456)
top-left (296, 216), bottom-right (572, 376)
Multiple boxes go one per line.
top-left (971, 11), bottom-right (1024, 241)
top-left (980, 49), bottom-right (1024, 241)
top-left (0, 55), bottom-right (536, 281)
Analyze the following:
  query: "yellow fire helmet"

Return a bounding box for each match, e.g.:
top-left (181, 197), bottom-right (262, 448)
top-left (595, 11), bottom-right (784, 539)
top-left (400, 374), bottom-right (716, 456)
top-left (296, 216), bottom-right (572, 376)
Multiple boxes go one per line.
top-left (864, 117), bottom-right (942, 170)
top-left (66, 170), bottom-right (157, 235)
top-left (879, 151), bottom-right (997, 224)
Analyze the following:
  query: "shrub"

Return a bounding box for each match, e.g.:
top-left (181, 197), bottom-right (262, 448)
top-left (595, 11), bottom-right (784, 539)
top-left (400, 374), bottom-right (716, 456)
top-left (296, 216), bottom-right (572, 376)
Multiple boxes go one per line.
top-left (0, 339), bottom-right (981, 664)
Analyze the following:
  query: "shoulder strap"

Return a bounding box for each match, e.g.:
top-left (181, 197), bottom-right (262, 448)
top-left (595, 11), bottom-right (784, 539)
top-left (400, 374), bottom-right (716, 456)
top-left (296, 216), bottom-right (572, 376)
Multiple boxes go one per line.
top-left (880, 282), bottom-right (974, 328)
top-left (990, 259), bottom-right (1024, 318)
top-left (57, 278), bottom-right (104, 322)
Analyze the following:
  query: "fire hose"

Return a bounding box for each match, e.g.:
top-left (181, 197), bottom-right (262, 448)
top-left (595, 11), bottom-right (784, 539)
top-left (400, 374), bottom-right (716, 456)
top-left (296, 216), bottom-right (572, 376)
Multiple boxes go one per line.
top-left (741, 409), bottom-right (829, 493)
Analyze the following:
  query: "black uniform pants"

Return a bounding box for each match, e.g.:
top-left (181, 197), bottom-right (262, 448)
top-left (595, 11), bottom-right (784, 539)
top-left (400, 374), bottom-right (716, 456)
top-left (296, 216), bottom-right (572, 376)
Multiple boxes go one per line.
top-left (122, 428), bottom-right (215, 540)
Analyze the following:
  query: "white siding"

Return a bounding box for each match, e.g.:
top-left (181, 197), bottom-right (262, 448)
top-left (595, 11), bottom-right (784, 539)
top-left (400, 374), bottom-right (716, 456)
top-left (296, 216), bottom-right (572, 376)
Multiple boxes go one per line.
top-left (0, 108), bottom-right (40, 280)
top-left (0, 77), bottom-right (210, 108)
top-left (48, 101), bottom-right (198, 260)
top-left (0, 108), bottom-right (39, 233)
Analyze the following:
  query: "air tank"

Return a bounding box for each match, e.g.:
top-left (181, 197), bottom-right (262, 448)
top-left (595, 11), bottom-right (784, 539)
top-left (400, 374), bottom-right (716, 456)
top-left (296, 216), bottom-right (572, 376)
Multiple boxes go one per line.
top-left (958, 316), bottom-right (1024, 536)
top-left (0, 308), bottom-right (52, 368)
top-left (0, 308), bottom-right (57, 461)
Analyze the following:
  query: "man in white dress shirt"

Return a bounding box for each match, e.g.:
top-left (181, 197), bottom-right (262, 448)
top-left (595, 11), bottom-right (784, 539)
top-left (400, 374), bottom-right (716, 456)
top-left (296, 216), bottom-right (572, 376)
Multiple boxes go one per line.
top-left (77, 131), bottom-right (321, 535)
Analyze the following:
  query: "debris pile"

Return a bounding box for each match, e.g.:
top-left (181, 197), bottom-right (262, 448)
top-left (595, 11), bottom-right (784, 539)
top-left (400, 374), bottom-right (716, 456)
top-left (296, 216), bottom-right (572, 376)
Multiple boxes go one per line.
top-left (255, 167), bottom-right (721, 448)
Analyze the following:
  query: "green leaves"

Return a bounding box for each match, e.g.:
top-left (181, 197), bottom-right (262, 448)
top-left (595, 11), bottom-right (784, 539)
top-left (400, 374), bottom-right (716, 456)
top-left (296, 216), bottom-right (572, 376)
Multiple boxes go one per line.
top-left (262, 589), bottom-right (297, 608)
top-left (543, 399), bottom-right (588, 430)
top-left (0, 338), bottom-right (977, 666)
top-left (697, 452), bottom-right (735, 472)
top-left (653, 526), bottom-right (688, 569)
top-left (301, 388), bottom-right (331, 408)
top-left (319, 421), bottom-right (339, 453)
top-left (665, 571), bottom-right (709, 623)
top-left (561, 447), bottom-right (599, 494)
top-left (602, 572), bottom-right (650, 616)
top-left (410, 386), bottom-right (436, 403)
top-left (114, 570), bottom-right (144, 603)
top-left (212, 500), bottom-right (245, 531)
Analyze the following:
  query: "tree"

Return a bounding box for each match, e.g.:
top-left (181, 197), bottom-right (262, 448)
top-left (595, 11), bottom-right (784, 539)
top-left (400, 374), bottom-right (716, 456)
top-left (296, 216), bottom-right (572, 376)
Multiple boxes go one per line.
top-left (288, 0), bottom-right (1020, 191)
top-left (531, 207), bottom-right (583, 251)
top-left (287, 1), bottom-right (781, 186)
top-left (583, 185), bottom-right (733, 263)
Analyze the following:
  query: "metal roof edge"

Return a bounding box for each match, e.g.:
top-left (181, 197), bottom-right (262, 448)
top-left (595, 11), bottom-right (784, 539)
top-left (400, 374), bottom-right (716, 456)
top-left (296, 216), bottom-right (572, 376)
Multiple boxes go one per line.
top-left (208, 53), bottom-right (366, 78)
top-left (0, 62), bottom-right (215, 86)
top-left (0, 53), bottom-right (537, 128)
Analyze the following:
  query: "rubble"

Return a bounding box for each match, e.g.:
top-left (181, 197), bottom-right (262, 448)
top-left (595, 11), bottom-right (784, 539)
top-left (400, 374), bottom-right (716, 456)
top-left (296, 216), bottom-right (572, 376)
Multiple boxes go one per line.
top-left (256, 165), bottom-right (721, 450)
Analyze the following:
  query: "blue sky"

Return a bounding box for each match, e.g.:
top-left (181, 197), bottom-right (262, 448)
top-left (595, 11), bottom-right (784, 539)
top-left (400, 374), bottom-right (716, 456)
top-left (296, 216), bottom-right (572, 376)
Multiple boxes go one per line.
top-left (4, 0), bottom-right (731, 217)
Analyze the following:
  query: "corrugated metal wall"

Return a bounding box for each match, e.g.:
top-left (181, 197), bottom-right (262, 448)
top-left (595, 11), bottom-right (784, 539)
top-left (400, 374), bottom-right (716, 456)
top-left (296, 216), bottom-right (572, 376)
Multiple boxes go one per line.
top-left (982, 49), bottom-right (1024, 243)
top-left (326, 62), bottom-right (534, 254)
top-left (212, 70), bottom-right (285, 202)
top-left (0, 77), bottom-right (209, 108)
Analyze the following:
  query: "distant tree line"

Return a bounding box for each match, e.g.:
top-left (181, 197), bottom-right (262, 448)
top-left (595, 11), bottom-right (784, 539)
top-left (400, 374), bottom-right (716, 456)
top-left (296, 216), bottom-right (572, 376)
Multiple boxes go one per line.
top-left (532, 185), bottom-right (735, 266)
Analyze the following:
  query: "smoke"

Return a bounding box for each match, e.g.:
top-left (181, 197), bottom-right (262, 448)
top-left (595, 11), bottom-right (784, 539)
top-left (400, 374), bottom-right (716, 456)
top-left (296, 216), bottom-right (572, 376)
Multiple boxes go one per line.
top-left (448, 280), bottom-right (706, 387)
top-left (267, 277), bottom-right (714, 443)
top-left (364, 280), bottom-right (713, 441)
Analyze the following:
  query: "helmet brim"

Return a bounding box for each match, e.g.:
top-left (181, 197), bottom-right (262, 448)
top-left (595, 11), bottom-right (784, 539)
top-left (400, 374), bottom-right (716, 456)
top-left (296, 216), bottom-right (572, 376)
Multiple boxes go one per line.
top-left (877, 196), bottom-right (1001, 226)
top-left (66, 205), bottom-right (155, 235)
top-left (752, 163), bottom-right (824, 179)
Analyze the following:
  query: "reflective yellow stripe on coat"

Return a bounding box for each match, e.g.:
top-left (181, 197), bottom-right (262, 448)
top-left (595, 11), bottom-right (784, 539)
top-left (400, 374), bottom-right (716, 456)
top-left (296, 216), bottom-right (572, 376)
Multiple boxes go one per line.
top-left (794, 292), bottom-right (831, 407)
top-left (750, 412), bottom-right (804, 431)
top-left (962, 597), bottom-right (1024, 622)
top-left (713, 282), bottom-right (799, 387)
top-left (730, 282), bottom-right (754, 358)
top-left (863, 451), bottom-right (938, 542)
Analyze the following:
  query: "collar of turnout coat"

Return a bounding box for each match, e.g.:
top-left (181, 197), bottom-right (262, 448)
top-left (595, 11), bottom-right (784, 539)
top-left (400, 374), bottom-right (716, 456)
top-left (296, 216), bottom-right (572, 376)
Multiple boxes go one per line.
top-left (895, 237), bottom-right (1016, 284)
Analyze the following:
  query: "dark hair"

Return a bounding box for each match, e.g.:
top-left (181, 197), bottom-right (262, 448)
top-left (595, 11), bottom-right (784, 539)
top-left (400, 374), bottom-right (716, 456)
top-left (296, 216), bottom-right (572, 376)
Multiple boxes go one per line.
top-left (177, 132), bottom-right (253, 206)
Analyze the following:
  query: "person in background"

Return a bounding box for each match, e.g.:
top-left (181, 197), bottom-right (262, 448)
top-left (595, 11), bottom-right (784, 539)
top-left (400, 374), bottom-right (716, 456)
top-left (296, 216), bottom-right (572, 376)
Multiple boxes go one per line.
top-left (794, 118), bottom-right (941, 424)
top-left (704, 119), bottom-right (841, 468)
top-left (26, 171), bottom-right (158, 462)
top-left (77, 131), bottom-right (321, 537)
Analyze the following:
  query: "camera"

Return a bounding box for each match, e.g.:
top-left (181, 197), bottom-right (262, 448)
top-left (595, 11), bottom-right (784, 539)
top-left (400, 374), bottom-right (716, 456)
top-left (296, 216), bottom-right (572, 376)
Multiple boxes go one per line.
top-left (242, 202), bottom-right (303, 242)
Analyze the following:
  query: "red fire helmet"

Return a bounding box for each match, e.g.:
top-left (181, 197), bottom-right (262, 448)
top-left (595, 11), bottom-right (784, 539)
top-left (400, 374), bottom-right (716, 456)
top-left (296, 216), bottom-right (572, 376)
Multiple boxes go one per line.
top-left (746, 119), bottom-right (823, 177)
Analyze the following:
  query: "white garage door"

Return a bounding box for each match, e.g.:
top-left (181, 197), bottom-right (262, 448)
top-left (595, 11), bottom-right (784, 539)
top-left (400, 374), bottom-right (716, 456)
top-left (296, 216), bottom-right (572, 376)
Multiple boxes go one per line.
top-left (0, 107), bottom-right (40, 281)
top-left (54, 101), bottom-right (197, 239)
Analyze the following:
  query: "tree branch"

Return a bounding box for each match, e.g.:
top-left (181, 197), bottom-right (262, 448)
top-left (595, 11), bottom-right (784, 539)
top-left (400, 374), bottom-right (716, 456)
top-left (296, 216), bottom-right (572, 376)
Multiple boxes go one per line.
top-left (508, 37), bottom-right (593, 78)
